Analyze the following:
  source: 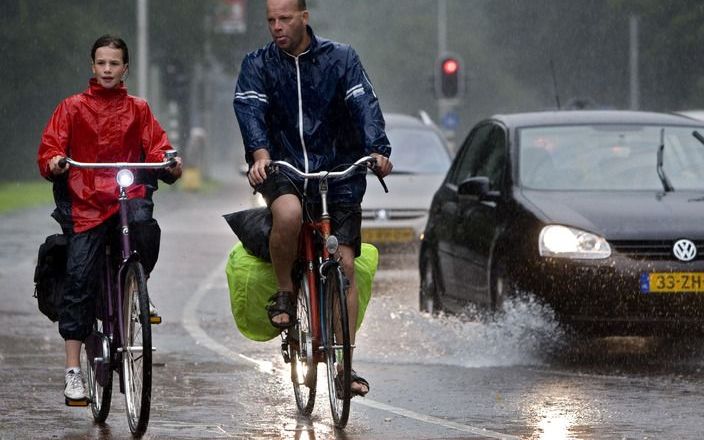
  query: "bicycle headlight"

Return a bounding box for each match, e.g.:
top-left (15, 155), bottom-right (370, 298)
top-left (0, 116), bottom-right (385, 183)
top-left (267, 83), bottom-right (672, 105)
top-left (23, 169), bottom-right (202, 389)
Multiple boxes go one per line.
top-left (539, 225), bottom-right (611, 259)
top-left (326, 235), bottom-right (339, 255)
top-left (116, 169), bottom-right (135, 188)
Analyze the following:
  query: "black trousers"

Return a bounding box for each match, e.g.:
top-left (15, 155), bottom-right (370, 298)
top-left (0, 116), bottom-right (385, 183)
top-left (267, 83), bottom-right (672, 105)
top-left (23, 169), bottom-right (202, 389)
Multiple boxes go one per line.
top-left (59, 201), bottom-right (161, 341)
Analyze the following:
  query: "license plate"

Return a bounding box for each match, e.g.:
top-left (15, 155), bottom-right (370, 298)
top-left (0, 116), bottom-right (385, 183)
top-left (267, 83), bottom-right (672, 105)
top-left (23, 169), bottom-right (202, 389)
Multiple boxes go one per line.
top-left (361, 227), bottom-right (415, 243)
top-left (640, 272), bottom-right (704, 293)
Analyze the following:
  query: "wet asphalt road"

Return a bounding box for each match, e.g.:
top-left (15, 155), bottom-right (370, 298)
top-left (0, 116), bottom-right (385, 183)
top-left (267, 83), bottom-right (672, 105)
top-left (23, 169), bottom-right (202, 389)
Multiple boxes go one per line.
top-left (3, 180), bottom-right (704, 439)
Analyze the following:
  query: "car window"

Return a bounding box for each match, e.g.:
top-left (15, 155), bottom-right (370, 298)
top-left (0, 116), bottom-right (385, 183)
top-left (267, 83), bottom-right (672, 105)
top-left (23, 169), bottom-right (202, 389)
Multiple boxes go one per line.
top-left (386, 127), bottom-right (451, 174)
top-left (447, 123), bottom-right (505, 188)
top-left (518, 124), bottom-right (704, 190)
top-left (475, 127), bottom-right (507, 188)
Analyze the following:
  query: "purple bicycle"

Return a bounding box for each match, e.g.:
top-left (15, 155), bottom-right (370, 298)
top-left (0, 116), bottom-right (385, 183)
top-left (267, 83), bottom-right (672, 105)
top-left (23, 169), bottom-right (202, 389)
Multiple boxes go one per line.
top-left (59, 151), bottom-right (177, 436)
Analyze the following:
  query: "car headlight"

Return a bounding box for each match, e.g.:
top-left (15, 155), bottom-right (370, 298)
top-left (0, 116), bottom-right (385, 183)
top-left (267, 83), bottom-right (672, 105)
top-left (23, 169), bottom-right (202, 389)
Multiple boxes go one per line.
top-left (539, 225), bottom-right (611, 259)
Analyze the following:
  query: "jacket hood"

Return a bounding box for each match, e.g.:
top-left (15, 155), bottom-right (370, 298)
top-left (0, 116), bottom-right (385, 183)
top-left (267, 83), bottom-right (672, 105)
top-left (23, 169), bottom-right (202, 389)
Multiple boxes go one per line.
top-left (520, 189), bottom-right (704, 240)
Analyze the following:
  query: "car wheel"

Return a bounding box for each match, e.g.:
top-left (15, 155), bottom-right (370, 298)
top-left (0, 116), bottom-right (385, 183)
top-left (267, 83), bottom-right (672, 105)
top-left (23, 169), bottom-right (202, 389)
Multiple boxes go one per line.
top-left (490, 260), bottom-right (515, 312)
top-left (419, 254), bottom-right (441, 314)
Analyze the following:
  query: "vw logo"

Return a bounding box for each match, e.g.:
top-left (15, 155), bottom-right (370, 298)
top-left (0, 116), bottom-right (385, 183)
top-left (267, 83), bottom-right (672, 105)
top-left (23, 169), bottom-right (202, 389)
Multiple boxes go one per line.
top-left (673, 239), bottom-right (697, 262)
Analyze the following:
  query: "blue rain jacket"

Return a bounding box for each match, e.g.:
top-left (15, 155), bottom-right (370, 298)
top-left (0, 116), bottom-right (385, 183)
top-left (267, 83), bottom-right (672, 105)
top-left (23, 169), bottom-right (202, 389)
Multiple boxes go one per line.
top-left (233, 26), bottom-right (391, 204)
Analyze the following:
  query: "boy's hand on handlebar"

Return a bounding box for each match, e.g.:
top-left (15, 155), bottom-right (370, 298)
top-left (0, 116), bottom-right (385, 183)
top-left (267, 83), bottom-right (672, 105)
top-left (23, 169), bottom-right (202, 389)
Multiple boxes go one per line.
top-left (49, 155), bottom-right (68, 175)
top-left (370, 153), bottom-right (393, 178)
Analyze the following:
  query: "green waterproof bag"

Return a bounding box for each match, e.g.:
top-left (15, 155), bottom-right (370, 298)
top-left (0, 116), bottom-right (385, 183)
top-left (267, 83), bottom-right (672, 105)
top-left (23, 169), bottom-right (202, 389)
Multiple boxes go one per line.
top-left (226, 242), bottom-right (378, 342)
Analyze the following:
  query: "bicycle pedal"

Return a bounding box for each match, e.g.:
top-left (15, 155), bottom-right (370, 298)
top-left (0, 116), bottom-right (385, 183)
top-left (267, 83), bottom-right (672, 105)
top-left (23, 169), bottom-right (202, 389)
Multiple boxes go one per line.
top-left (65, 397), bottom-right (89, 407)
top-left (281, 342), bottom-right (291, 363)
top-left (150, 315), bottom-right (162, 325)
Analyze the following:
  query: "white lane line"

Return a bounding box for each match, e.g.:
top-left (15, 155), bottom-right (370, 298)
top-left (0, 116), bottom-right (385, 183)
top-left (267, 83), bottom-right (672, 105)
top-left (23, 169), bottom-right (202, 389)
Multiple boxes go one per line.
top-left (182, 260), bottom-right (520, 440)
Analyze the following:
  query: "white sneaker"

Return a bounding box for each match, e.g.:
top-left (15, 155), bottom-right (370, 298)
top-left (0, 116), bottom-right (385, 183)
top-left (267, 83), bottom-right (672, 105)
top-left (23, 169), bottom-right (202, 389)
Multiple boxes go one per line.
top-left (64, 370), bottom-right (87, 403)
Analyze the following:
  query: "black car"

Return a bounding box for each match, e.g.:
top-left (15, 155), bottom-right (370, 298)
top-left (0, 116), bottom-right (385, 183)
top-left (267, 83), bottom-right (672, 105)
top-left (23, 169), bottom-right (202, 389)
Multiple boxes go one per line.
top-left (419, 110), bottom-right (704, 335)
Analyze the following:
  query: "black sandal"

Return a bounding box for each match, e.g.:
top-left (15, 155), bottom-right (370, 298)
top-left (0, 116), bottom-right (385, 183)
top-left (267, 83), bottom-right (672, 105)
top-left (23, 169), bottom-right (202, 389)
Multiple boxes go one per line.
top-left (335, 369), bottom-right (370, 398)
top-left (266, 291), bottom-right (295, 329)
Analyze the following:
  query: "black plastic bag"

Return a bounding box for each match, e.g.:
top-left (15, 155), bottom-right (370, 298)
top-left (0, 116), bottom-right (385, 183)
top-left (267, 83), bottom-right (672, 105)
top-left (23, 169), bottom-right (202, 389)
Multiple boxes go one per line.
top-left (33, 234), bottom-right (68, 322)
top-left (223, 207), bottom-right (272, 261)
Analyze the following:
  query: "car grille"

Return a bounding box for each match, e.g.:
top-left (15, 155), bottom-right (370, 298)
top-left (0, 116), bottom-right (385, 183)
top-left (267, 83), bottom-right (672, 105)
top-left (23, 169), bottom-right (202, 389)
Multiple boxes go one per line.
top-left (610, 240), bottom-right (704, 261)
top-left (361, 209), bottom-right (426, 221)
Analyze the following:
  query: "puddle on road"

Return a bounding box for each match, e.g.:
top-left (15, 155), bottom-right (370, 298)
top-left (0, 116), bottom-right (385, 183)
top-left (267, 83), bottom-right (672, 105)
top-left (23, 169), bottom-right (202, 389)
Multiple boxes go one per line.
top-left (357, 292), bottom-right (566, 369)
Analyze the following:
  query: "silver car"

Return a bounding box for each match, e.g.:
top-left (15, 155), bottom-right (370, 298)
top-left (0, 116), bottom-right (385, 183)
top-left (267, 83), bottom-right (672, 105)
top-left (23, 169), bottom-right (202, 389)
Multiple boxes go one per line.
top-left (361, 113), bottom-right (453, 245)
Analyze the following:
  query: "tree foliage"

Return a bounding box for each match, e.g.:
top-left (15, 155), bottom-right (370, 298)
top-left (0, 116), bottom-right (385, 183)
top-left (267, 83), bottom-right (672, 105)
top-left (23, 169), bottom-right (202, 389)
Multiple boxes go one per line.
top-left (4, 0), bottom-right (704, 180)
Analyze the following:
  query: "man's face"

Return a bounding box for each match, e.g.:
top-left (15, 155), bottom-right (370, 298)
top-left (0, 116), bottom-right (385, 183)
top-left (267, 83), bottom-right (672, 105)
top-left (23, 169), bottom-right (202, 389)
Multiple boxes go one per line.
top-left (266, 0), bottom-right (309, 56)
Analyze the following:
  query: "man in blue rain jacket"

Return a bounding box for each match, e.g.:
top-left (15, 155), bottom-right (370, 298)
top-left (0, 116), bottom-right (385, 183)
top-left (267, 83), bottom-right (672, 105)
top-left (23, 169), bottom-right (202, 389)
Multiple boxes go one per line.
top-left (233, 0), bottom-right (392, 397)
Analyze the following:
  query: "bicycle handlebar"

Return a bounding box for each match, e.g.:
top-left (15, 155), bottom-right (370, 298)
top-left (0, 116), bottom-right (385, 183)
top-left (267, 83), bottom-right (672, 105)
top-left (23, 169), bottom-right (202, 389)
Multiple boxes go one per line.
top-left (269, 156), bottom-right (389, 193)
top-left (58, 150), bottom-right (178, 170)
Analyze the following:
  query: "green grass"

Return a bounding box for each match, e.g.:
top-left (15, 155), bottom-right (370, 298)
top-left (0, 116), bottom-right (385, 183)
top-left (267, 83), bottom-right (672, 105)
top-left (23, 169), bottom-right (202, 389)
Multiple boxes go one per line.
top-left (0, 181), bottom-right (53, 214)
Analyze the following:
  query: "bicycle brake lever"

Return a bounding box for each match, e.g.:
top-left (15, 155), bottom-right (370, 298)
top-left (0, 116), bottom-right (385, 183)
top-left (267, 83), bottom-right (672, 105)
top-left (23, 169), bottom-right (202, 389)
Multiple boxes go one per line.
top-left (367, 161), bottom-right (389, 193)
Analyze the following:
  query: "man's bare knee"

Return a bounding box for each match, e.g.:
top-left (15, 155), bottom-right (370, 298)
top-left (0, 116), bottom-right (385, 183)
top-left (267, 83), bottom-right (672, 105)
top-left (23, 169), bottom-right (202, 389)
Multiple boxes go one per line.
top-left (271, 195), bottom-right (302, 234)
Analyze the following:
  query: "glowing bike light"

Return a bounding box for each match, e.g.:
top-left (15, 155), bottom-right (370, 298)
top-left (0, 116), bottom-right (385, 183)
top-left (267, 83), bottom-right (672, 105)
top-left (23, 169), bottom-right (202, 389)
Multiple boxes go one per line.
top-left (116, 169), bottom-right (135, 188)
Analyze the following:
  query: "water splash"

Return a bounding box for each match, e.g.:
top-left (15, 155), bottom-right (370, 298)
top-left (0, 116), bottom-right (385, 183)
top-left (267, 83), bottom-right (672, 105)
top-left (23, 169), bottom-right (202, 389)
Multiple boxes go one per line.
top-left (357, 293), bottom-right (566, 368)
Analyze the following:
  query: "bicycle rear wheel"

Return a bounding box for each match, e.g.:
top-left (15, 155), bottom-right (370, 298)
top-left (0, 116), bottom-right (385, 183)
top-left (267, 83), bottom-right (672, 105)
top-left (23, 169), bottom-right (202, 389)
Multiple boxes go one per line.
top-left (122, 262), bottom-right (152, 436)
top-left (290, 275), bottom-right (317, 415)
top-left (323, 266), bottom-right (352, 428)
top-left (82, 319), bottom-right (112, 422)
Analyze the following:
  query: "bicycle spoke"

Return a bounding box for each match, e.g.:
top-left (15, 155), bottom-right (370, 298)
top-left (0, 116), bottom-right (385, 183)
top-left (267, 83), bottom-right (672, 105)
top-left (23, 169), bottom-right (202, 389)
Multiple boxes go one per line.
top-left (290, 274), bottom-right (317, 415)
top-left (324, 267), bottom-right (351, 428)
top-left (122, 262), bottom-right (152, 436)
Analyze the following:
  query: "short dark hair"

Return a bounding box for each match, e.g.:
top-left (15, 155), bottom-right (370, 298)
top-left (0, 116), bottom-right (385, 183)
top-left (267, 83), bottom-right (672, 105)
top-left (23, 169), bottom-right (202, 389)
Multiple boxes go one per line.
top-left (91, 34), bottom-right (129, 64)
top-left (297, 0), bottom-right (307, 10)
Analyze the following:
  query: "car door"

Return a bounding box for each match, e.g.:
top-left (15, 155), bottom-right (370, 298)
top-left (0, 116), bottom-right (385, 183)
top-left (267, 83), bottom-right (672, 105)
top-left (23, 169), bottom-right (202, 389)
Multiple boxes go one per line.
top-left (434, 124), bottom-right (493, 304)
top-left (443, 124), bottom-right (507, 306)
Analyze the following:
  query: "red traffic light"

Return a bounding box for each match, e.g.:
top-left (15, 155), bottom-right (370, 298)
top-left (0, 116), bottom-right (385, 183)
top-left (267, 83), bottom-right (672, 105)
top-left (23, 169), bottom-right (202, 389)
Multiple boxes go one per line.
top-left (437, 55), bottom-right (462, 99)
top-left (442, 58), bottom-right (459, 75)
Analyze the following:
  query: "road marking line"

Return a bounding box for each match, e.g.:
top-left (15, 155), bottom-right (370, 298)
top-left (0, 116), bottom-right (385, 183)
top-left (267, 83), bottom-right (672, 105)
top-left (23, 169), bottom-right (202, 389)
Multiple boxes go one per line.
top-left (182, 259), bottom-right (519, 440)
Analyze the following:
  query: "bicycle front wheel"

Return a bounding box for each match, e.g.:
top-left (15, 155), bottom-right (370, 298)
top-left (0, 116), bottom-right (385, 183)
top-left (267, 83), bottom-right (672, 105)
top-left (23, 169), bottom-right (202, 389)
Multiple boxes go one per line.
top-left (323, 266), bottom-right (352, 428)
top-left (290, 275), bottom-right (317, 415)
top-left (122, 262), bottom-right (152, 436)
top-left (82, 318), bottom-right (112, 422)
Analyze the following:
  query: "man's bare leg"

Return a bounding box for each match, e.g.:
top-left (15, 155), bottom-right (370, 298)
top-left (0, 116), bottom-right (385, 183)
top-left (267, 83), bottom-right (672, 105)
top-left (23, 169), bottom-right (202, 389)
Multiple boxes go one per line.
top-left (269, 194), bottom-right (302, 326)
top-left (338, 244), bottom-right (369, 396)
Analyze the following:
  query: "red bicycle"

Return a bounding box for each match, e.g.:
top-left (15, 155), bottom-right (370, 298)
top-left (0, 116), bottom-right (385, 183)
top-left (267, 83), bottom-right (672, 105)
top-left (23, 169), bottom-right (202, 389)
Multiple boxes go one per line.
top-left (270, 156), bottom-right (386, 428)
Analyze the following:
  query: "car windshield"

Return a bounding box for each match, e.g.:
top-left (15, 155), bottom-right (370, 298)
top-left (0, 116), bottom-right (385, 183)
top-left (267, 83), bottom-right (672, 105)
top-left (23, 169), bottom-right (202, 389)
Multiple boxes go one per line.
top-left (518, 124), bottom-right (704, 191)
top-left (386, 127), bottom-right (451, 174)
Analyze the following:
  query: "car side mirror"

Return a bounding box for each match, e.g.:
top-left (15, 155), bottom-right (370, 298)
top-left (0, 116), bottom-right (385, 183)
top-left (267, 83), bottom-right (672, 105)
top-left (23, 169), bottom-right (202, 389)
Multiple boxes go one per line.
top-left (458, 176), bottom-right (500, 202)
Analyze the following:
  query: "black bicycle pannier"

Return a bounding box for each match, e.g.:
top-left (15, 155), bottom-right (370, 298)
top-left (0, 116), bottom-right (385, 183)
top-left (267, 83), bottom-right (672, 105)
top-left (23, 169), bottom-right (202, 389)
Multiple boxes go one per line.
top-left (33, 234), bottom-right (68, 322)
top-left (223, 208), bottom-right (272, 261)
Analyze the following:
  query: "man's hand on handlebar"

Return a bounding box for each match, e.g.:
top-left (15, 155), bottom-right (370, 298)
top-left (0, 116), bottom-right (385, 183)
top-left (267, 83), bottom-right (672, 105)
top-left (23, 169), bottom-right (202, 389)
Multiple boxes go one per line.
top-left (370, 153), bottom-right (393, 178)
top-left (248, 148), bottom-right (272, 187)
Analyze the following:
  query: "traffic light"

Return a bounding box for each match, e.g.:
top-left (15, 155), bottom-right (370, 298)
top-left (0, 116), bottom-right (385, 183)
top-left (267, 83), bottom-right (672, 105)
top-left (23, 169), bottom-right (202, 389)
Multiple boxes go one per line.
top-left (436, 55), bottom-right (462, 99)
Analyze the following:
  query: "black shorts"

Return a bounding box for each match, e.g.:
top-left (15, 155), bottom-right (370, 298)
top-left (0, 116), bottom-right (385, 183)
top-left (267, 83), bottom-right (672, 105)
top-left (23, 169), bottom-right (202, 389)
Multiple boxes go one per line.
top-left (256, 173), bottom-right (362, 256)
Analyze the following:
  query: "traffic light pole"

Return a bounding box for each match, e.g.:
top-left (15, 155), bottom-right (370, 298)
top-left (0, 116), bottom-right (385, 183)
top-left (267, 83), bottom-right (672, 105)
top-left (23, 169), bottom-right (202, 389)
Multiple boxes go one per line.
top-left (436, 0), bottom-right (459, 151)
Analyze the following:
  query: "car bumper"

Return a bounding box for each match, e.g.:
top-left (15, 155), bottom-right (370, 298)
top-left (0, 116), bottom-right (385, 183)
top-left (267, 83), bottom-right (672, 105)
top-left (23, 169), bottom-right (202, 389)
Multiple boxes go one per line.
top-left (516, 255), bottom-right (704, 333)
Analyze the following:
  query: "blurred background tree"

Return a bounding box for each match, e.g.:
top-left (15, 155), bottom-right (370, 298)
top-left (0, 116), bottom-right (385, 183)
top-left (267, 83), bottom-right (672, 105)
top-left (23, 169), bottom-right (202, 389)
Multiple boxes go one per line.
top-left (3, 0), bottom-right (704, 181)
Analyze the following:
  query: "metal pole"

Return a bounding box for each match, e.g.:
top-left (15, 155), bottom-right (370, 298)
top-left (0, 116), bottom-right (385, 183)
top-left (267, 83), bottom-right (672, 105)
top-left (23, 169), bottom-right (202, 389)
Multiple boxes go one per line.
top-left (629, 14), bottom-right (639, 110)
top-left (438, 0), bottom-right (447, 55)
top-left (137, 0), bottom-right (148, 99)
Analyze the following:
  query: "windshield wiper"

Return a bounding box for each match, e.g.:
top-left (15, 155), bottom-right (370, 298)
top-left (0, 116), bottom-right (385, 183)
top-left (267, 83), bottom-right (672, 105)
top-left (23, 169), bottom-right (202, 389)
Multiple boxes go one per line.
top-left (657, 128), bottom-right (674, 192)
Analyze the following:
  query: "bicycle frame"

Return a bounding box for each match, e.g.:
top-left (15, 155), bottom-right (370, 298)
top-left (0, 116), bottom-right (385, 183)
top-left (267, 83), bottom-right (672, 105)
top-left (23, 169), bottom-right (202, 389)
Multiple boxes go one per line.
top-left (297, 188), bottom-right (335, 363)
top-left (64, 156), bottom-right (175, 361)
